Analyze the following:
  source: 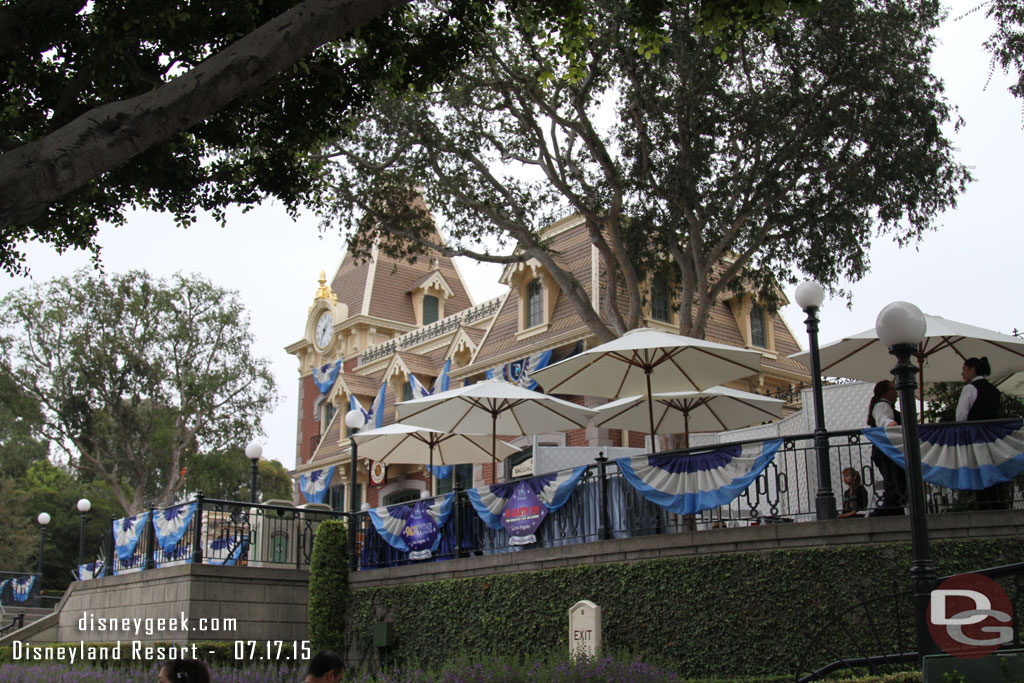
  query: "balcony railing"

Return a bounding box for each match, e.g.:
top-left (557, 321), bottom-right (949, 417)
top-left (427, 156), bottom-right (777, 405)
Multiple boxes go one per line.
top-left (352, 424), bottom-right (1021, 571)
top-left (358, 297), bottom-right (503, 365)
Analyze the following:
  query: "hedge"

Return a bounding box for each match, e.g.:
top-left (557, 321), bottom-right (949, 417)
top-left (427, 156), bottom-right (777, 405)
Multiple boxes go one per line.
top-left (345, 537), bottom-right (1024, 678)
top-left (309, 518), bottom-right (349, 654)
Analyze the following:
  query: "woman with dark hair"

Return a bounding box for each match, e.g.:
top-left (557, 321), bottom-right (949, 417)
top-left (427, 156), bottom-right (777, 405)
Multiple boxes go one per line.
top-left (158, 658), bottom-right (211, 683)
top-left (867, 379), bottom-right (907, 516)
top-left (957, 356), bottom-right (1010, 509)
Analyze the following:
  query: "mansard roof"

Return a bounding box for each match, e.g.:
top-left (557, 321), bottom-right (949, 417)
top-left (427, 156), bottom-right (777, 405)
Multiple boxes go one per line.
top-left (330, 236), bottom-right (472, 328)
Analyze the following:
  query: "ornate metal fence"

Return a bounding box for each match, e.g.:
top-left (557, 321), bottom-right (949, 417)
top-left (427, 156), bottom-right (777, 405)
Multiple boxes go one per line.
top-left (353, 427), bottom-right (1021, 571)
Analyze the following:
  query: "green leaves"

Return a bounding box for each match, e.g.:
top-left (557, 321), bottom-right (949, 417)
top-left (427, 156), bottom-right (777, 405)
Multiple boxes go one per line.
top-left (0, 269), bottom-right (276, 514)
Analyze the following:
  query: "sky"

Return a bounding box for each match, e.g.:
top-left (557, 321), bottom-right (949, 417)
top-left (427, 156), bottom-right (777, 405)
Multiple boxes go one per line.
top-left (2, 1), bottom-right (1020, 470)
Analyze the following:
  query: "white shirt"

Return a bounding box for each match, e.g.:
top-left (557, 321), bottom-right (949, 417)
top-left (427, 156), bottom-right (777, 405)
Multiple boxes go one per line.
top-left (871, 400), bottom-right (897, 427)
top-left (956, 376), bottom-right (987, 422)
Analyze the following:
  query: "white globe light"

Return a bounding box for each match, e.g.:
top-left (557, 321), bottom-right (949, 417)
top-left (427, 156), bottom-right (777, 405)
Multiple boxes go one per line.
top-left (360, 502), bottom-right (372, 512)
top-left (76, 498), bottom-right (92, 513)
top-left (245, 442), bottom-right (263, 461)
top-left (345, 409), bottom-right (366, 431)
top-left (875, 301), bottom-right (927, 348)
top-left (37, 512), bottom-right (51, 526)
top-left (794, 280), bottom-right (825, 310)
top-left (420, 490), bottom-right (431, 500)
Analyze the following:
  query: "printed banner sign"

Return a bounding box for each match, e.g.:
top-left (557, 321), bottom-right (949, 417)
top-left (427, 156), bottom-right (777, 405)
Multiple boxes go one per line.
top-left (501, 482), bottom-right (548, 544)
top-left (616, 439), bottom-right (782, 516)
top-left (368, 493), bottom-right (455, 560)
top-left (864, 419), bottom-right (1024, 490)
top-left (467, 466), bottom-right (587, 545)
top-left (485, 349), bottom-right (553, 390)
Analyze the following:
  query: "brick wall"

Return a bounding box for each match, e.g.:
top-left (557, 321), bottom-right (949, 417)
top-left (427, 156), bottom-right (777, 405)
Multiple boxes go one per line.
top-left (298, 374), bottom-right (319, 465)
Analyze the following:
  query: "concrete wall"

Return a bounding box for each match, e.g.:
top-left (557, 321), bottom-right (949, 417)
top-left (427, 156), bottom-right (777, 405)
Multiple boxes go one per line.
top-left (350, 509), bottom-right (1024, 590)
top-left (0, 564), bottom-right (309, 646)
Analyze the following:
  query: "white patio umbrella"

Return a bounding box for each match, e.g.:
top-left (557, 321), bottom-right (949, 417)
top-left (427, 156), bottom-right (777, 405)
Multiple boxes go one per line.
top-left (789, 314), bottom-right (1024, 412)
top-left (593, 386), bottom-right (786, 448)
top-left (352, 423), bottom-right (521, 494)
top-left (531, 327), bottom-right (763, 445)
top-left (396, 379), bottom-right (597, 483)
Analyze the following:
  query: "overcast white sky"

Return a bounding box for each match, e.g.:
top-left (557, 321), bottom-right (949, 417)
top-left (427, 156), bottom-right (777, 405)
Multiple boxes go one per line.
top-left (2, 1), bottom-right (1020, 470)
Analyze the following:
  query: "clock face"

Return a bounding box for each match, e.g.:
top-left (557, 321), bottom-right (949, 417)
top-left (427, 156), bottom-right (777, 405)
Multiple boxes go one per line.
top-left (314, 311), bottom-right (333, 348)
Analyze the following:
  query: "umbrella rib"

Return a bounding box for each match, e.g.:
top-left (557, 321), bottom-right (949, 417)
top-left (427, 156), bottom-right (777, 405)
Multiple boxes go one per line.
top-left (665, 353), bottom-right (700, 390)
top-left (730, 396), bottom-right (784, 419)
top-left (448, 398), bottom-right (478, 433)
top-left (691, 347), bottom-right (761, 373)
top-left (542, 357), bottom-right (600, 393)
top-left (596, 399), bottom-right (641, 427)
top-left (822, 339), bottom-right (877, 373)
top-left (533, 398), bottom-right (591, 429)
top-left (980, 339), bottom-right (1024, 359)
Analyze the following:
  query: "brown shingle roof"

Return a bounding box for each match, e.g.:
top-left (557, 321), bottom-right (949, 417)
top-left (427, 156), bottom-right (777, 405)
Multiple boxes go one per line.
top-left (473, 227), bottom-right (592, 365)
top-left (396, 351), bottom-right (440, 377)
top-left (406, 269), bottom-right (451, 294)
top-left (330, 227), bottom-right (473, 327)
top-left (339, 372), bottom-right (384, 398)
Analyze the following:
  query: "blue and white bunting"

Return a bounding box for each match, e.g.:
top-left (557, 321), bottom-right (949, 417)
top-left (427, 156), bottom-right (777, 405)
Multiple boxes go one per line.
top-left (207, 535), bottom-right (248, 566)
top-left (152, 503), bottom-right (197, 554)
top-left (410, 359), bottom-right (452, 399)
top-left (351, 381), bottom-right (387, 430)
top-left (313, 359), bottom-right (343, 394)
top-left (300, 466), bottom-right (335, 504)
top-left (368, 493), bottom-right (455, 560)
top-left (616, 439), bottom-right (782, 515)
top-left (0, 579), bottom-right (8, 599)
top-left (863, 419), bottom-right (1024, 490)
top-left (11, 576), bottom-right (35, 602)
top-left (77, 560), bottom-right (105, 581)
top-left (485, 349), bottom-right (553, 390)
top-left (466, 466), bottom-right (587, 539)
top-left (113, 511), bottom-right (151, 564)
top-left (429, 464), bottom-right (453, 481)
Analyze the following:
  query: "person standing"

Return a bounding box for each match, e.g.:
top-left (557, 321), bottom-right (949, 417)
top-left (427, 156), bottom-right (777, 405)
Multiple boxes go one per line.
top-left (867, 380), bottom-right (907, 516)
top-left (957, 357), bottom-right (1010, 509)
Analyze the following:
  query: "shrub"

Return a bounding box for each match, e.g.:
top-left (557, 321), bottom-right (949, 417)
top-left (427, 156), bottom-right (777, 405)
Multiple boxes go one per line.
top-left (309, 519), bottom-right (350, 654)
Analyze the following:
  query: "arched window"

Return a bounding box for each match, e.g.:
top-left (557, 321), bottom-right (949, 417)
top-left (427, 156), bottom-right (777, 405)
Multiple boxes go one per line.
top-left (423, 295), bottom-right (439, 325)
top-left (526, 279), bottom-right (544, 328)
top-left (750, 303), bottom-right (767, 348)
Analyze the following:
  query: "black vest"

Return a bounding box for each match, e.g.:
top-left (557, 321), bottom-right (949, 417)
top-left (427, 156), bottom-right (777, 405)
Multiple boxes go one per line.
top-left (968, 378), bottom-right (1001, 420)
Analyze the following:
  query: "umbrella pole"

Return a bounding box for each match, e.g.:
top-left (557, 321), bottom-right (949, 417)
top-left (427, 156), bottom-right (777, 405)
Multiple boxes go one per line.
top-left (646, 369), bottom-right (656, 454)
top-left (429, 442), bottom-right (435, 497)
top-left (918, 351), bottom-right (926, 419)
top-left (683, 412), bottom-right (690, 450)
top-left (491, 412), bottom-right (498, 485)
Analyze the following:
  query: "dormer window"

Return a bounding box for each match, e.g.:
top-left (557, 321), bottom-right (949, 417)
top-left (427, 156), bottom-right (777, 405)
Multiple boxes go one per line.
top-left (526, 279), bottom-right (544, 328)
top-left (423, 295), bottom-right (439, 325)
top-left (750, 303), bottom-right (767, 348)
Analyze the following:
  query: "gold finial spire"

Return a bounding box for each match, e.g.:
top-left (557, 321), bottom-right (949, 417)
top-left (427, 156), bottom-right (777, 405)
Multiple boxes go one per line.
top-left (314, 270), bottom-right (337, 303)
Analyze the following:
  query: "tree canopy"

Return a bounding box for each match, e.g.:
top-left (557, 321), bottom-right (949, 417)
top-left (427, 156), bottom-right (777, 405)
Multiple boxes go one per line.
top-left (0, 270), bottom-right (277, 514)
top-left (0, 0), bottom-right (818, 274)
top-left (321, 0), bottom-right (970, 341)
top-left (984, 0), bottom-right (1024, 100)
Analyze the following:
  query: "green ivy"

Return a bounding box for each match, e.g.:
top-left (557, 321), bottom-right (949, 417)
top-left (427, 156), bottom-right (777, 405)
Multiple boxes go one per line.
top-left (308, 519), bottom-right (349, 654)
top-left (344, 537), bottom-right (1024, 677)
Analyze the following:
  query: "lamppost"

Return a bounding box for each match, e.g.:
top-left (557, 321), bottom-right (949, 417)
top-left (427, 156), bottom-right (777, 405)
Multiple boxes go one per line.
top-left (345, 409), bottom-right (367, 570)
top-left (876, 301), bottom-right (936, 661)
top-left (36, 512), bottom-right (50, 582)
top-left (245, 442), bottom-right (262, 504)
top-left (795, 280), bottom-right (837, 520)
top-left (76, 498), bottom-right (91, 573)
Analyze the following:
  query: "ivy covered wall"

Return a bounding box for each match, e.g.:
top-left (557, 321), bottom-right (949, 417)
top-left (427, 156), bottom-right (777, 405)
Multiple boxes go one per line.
top-left (346, 538), bottom-right (1024, 677)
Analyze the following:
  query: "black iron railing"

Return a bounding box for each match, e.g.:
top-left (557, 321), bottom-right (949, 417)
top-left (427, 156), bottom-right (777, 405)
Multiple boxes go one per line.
top-left (353, 426), bottom-right (1021, 571)
top-left (96, 496), bottom-right (348, 578)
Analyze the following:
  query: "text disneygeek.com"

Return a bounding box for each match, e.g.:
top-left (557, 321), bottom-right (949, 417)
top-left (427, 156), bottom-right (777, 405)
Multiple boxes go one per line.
top-left (76, 611), bottom-right (236, 635)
